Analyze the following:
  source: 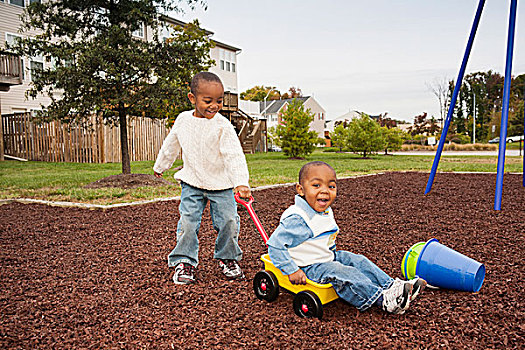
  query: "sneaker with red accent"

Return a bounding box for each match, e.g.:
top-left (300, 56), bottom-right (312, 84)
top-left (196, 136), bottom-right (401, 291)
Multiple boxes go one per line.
top-left (218, 259), bottom-right (245, 280)
top-left (172, 262), bottom-right (196, 285)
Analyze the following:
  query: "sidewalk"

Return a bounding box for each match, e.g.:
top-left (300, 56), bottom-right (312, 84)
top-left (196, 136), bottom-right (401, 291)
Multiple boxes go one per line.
top-left (393, 150), bottom-right (523, 156)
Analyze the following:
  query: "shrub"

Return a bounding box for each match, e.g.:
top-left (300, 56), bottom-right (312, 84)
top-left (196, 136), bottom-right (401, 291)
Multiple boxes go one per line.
top-left (275, 99), bottom-right (323, 158)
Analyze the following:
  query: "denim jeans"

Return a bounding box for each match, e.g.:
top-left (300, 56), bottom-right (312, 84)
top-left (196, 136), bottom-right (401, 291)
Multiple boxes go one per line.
top-left (167, 182), bottom-right (242, 267)
top-left (302, 250), bottom-right (393, 311)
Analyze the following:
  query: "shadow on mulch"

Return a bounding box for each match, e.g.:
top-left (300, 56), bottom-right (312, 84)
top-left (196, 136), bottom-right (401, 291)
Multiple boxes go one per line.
top-left (1, 172), bottom-right (523, 349)
top-left (83, 173), bottom-right (174, 189)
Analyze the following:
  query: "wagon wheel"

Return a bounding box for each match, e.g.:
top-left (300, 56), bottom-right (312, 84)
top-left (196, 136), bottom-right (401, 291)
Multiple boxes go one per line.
top-left (253, 270), bottom-right (279, 302)
top-left (293, 291), bottom-right (323, 319)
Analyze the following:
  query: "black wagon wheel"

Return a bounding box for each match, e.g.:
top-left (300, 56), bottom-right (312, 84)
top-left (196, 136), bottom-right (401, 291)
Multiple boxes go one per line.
top-left (293, 290), bottom-right (323, 319)
top-left (253, 270), bottom-right (280, 302)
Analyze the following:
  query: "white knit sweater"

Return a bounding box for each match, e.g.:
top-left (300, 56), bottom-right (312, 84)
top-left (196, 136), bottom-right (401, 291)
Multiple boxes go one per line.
top-left (153, 110), bottom-right (250, 191)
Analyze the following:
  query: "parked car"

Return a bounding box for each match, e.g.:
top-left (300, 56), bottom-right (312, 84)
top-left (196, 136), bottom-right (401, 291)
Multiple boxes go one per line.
top-left (506, 135), bottom-right (524, 143)
top-left (488, 135), bottom-right (524, 144)
top-left (269, 145), bottom-right (282, 152)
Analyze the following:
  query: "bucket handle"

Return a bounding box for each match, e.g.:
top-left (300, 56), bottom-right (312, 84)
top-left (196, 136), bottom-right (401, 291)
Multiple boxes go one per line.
top-left (403, 246), bottom-right (413, 279)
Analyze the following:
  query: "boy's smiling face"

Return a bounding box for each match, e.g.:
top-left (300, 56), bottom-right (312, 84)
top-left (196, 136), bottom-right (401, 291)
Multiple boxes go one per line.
top-left (296, 164), bottom-right (337, 212)
top-left (188, 81), bottom-right (224, 119)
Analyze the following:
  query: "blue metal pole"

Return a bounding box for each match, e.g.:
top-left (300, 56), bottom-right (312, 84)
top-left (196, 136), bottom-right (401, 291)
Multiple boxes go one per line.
top-left (494, 0), bottom-right (517, 210)
top-left (425, 0), bottom-right (485, 195)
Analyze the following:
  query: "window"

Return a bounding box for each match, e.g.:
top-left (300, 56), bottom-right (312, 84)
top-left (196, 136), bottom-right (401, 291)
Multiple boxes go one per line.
top-left (218, 48), bottom-right (236, 73)
top-left (132, 23), bottom-right (144, 38)
top-left (9, 0), bottom-right (25, 6)
top-left (160, 24), bottom-right (173, 42)
top-left (20, 58), bottom-right (25, 80)
top-left (30, 60), bottom-right (43, 81)
top-left (6, 33), bottom-right (22, 48)
top-left (30, 0), bottom-right (41, 4)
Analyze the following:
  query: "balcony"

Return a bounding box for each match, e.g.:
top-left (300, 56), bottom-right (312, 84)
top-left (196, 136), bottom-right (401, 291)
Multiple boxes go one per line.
top-left (0, 51), bottom-right (23, 91)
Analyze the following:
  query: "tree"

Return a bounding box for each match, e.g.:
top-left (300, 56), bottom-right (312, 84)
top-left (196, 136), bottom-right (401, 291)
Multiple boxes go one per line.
top-left (240, 86), bottom-right (280, 101)
top-left (457, 71), bottom-right (503, 142)
top-left (267, 126), bottom-right (281, 148)
top-left (508, 73), bottom-right (524, 136)
top-left (376, 112), bottom-right (397, 128)
top-left (427, 76), bottom-right (449, 129)
top-left (275, 99), bottom-right (322, 159)
top-left (331, 123), bottom-right (349, 152)
top-left (409, 112), bottom-right (430, 136)
top-left (381, 127), bottom-right (405, 155)
top-left (347, 114), bottom-right (385, 158)
top-left (281, 86), bottom-right (303, 99)
top-left (13, 0), bottom-right (212, 174)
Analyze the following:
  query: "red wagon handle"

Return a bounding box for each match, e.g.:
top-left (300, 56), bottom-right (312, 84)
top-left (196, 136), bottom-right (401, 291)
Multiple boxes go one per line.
top-left (235, 193), bottom-right (269, 244)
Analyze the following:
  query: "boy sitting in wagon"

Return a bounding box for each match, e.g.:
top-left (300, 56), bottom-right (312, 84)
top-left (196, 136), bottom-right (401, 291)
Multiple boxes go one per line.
top-left (267, 161), bottom-right (426, 314)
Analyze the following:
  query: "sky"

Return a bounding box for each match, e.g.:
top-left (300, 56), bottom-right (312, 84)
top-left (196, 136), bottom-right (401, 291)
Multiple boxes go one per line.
top-left (174, 0), bottom-right (525, 122)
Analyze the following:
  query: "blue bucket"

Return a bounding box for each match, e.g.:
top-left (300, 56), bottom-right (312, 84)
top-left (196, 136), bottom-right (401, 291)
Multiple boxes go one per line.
top-left (415, 238), bottom-right (485, 292)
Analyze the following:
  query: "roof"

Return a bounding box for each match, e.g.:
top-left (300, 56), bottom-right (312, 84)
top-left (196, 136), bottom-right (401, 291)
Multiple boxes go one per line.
top-left (160, 15), bottom-right (214, 36)
top-left (213, 40), bottom-right (242, 53)
top-left (326, 110), bottom-right (362, 123)
top-left (160, 15), bottom-right (241, 52)
top-left (260, 97), bottom-right (310, 114)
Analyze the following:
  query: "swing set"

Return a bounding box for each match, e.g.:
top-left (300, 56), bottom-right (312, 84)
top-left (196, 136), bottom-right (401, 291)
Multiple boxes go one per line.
top-left (425, 0), bottom-right (524, 210)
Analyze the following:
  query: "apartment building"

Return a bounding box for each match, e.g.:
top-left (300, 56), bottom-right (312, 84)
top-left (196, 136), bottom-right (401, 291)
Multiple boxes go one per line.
top-left (0, 2), bottom-right (241, 115)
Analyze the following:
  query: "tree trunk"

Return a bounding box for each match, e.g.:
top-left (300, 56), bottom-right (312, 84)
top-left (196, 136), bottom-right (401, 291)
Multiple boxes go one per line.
top-left (119, 105), bottom-right (131, 174)
top-left (0, 100), bottom-right (4, 161)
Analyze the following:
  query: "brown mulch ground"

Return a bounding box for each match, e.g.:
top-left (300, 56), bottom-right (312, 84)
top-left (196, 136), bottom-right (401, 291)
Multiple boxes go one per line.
top-left (1, 172), bottom-right (524, 349)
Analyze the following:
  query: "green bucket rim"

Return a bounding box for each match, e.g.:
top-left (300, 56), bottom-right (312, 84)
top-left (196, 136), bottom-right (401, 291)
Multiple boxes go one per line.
top-left (402, 241), bottom-right (425, 279)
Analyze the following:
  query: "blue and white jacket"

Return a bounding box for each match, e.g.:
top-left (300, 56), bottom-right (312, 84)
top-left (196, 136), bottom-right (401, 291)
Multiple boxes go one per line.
top-left (267, 195), bottom-right (339, 275)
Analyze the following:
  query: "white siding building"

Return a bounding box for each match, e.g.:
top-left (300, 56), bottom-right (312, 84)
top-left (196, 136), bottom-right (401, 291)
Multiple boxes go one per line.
top-left (0, 4), bottom-right (241, 114)
top-left (1, 0), bottom-right (52, 115)
top-left (261, 96), bottom-right (327, 139)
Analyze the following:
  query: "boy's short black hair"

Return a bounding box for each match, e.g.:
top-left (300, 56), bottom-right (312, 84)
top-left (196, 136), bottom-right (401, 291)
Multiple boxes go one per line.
top-left (298, 161), bottom-right (336, 185)
top-left (190, 71), bottom-right (223, 95)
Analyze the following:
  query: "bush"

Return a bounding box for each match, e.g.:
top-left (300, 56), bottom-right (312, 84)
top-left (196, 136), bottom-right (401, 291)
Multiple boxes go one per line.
top-left (447, 134), bottom-right (471, 144)
top-left (403, 135), bottom-right (428, 145)
top-left (275, 99), bottom-right (322, 158)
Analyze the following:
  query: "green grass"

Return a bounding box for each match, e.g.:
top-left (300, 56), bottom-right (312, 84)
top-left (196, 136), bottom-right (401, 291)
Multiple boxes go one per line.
top-left (0, 150), bottom-right (522, 204)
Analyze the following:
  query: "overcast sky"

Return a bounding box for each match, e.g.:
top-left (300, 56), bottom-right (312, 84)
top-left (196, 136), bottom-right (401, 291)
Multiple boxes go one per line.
top-left (175, 0), bottom-right (524, 122)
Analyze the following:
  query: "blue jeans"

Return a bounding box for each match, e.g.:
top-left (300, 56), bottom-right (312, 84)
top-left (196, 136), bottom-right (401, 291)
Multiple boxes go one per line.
top-left (302, 250), bottom-right (393, 311)
top-left (167, 182), bottom-right (242, 268)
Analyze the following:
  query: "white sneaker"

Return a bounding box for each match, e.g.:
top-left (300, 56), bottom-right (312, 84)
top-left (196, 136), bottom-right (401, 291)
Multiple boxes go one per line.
top-left (382, 278), bottom-right (412, 314)
top-left (172, 262), bottom-right (196, 285)
top-left (218, 259), bottom-right (245, 280)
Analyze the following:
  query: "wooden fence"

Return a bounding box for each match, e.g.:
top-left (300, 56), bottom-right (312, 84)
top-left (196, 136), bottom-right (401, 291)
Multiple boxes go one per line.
top-left (1, 112), bottom-right (169, 163)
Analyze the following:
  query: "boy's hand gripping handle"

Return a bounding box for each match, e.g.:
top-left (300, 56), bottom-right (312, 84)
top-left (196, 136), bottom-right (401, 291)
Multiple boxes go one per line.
top-left (234, 193), bottom-right (269, 244)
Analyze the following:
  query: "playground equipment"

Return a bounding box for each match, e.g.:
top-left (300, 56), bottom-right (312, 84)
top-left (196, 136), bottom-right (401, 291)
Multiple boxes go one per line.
top-left (425, 0), bottom-right (524, 210)
top-left (401, 239), bottom-right (485, 293)
top-left (235, 193), bottom-right (338, 319)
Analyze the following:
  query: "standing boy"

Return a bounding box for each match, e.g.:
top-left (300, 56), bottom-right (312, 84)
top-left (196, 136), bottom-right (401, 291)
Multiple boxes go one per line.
top-left (154, 72), bottom-right (251, 285)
